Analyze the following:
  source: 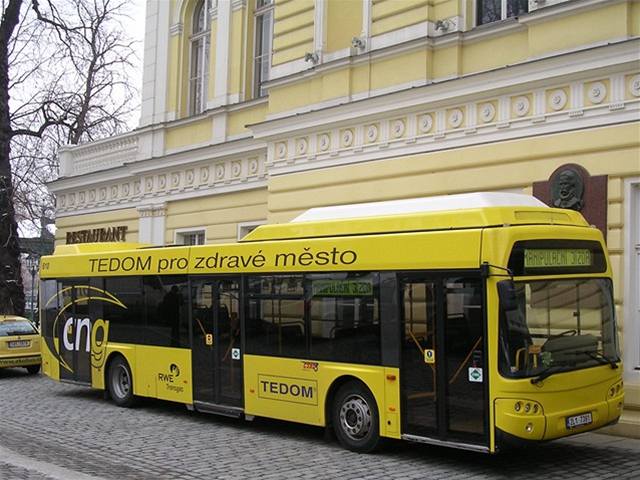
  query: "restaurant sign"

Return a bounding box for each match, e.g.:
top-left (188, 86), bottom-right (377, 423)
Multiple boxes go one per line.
top-left (66, 226), bottom-right (128, 244)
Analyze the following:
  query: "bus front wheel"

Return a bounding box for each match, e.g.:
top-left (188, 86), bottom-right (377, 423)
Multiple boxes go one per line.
top-left (107, 356), bottom-right (137, 408)
top-left (332, 381), bottom-right (380, 453)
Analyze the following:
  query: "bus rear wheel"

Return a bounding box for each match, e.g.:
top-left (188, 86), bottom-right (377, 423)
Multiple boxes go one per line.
top-left (26, 364), bottom-right (40, 375)
top-left (107, 356), bottom-right (137, 407)
top-left (332, 381), bottom-right (380, 453)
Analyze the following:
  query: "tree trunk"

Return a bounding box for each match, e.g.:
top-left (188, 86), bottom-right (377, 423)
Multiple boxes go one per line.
top-left (0, 0), bottom-right (26, 316)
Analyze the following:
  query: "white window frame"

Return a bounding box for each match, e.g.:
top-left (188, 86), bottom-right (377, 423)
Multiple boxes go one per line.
top-left (175, 227), bottom-right (207, 245)
top-left (237, 220), bottom-right (266, 241)
top-left (476, 0), bottom-right (528, 26)
top-left (189, 0), bottom-right (211, 115)
top-left (624, 177), bottom-right (640, 380)
top-left (253, 0), bottom-right (274, 98)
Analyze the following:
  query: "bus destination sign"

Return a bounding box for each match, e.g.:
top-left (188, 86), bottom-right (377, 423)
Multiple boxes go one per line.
top-left (312, 280), bottom-right (373, 297)
top-left (524, 248), bottom-right (592, 268)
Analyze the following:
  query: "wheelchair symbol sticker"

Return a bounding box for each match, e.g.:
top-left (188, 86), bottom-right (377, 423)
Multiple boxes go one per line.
top-left (231, 348), bottom-right (240, 360)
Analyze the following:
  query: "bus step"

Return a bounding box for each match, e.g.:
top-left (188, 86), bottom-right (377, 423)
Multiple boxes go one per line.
top-left (193, 401), bottom-right (244, 418)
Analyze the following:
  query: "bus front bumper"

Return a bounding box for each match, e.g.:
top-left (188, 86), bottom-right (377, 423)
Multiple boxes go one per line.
top-left (495, 393), bottom-right (624, 444)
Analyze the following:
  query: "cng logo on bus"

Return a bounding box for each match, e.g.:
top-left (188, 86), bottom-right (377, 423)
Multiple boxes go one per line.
top-left (61, 317), bottom-right (110, 371)
top-left (258, 375), bottom-right (318, 406)
top-left (44, 285), bottom-right (125, 373)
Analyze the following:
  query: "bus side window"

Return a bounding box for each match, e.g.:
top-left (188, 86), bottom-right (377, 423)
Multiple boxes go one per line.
top-left (245, 275), bottom-right (306, 359)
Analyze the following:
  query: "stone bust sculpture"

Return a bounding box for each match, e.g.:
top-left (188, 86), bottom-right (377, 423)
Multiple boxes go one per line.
top-left (552, 169), bottom-right (584, 211)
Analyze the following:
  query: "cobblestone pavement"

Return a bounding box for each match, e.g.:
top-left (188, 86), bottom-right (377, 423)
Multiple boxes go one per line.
top-left (1, 367), bottom-right (639, 480)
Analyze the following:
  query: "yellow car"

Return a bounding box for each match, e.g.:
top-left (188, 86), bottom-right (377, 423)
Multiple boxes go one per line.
top-left (0, 315), bottom-right (41, 374)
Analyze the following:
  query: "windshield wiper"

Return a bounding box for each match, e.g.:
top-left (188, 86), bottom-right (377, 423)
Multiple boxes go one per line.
top-left (530, 366), bottom-right (563, 385)
top-left (582, 351), bottom-right (619, 369)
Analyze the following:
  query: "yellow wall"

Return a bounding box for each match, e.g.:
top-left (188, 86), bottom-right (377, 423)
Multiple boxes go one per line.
top-left (272, 0), bottom-right (315, 66)
top-left (528, 2), bottom-right (632, 58)
top-left (326, 0), bottom-right (362, 53)
top-left (165, 188), bottom-right (268, 244)
top-left (371, 0), bottom-right (430, 36)
top-left (266, 1), bottom-right (637, 116)
top-left (229, 9), bottom-right (246, 97)
top-left (55, 209), bottom-right (140, 246)
top-left (165, 117), bottom-right (212, 150)
top-left (228, 102), bottom-right (268, 136)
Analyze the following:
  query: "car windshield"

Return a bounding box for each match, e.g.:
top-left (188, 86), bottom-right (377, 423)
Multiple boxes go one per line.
top-left (498, 278), bottom-right (619, 379)
top-left (0, 320), bottom-right (38, 337)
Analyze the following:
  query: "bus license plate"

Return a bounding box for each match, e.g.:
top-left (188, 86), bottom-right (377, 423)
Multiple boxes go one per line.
top-left (566, 412), bottom-right (592, 430)
top-left (8, 340), bottom-right (30, 348)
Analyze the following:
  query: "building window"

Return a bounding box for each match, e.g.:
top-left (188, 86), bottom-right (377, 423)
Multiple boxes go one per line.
top-left (254, 0), bottom-right (273, 98)
top-left (176, 229), bottom-right (206, 245)
top-left (477, 0), bottom-right (528, 26)
top-left (190, 0), bottom-right (211, 115)
top-left (237, 220), bottom-right (266, 240)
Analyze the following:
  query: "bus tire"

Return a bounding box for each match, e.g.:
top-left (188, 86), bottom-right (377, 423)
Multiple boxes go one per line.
top-left (26, 364), bottom-right (40, 375)
top-left (332, 381), bottom-right (380, 453)
top-left (107, 356), bottom-right (137, 408)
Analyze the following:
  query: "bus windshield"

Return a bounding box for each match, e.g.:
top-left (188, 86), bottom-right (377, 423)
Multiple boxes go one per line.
top-left (498, 278), bottom-right (619, 379)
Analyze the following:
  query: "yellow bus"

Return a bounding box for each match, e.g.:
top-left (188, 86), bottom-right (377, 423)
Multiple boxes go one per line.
top-left (39, 193), bottom-right (623, 453)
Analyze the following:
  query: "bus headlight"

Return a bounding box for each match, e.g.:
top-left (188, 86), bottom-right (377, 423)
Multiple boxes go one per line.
top-left (607, 380), bottom-right (623, 399)
top-left (512, 400), bottom-right (542, 416)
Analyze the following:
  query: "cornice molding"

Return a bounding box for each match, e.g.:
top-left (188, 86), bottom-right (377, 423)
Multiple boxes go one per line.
top-left (54, 152), bottom-right (269, 217)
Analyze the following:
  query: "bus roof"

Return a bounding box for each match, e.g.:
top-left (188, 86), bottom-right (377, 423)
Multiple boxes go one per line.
top-left (241, 193), bottom-right (588, 242)
top-left (291, 192), bottom-right (545, 222)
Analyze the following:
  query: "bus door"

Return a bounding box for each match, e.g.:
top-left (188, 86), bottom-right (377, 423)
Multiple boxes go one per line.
top-left (191, 278), bottom-right (243, 410)
top-left (400, 275), bottom-right (487, 447)
top-left (58, 279), bottom-right (95, 385)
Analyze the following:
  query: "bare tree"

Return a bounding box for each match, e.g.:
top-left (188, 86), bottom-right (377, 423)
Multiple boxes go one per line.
top-left (0, 0), bottom-right (139, 314)
top-left (1, 0), bottom-right (27, 315)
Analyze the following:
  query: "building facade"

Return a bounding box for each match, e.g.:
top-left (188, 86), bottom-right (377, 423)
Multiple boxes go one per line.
top-left (49, 0), bottom-right (640, 435)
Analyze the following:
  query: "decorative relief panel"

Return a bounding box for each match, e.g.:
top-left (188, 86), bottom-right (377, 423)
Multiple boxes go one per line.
top-left (587, 81), bottom-right (607, 105)
top-left (417, 114), bottom-right (433, 133)
top-left (391, 119), bottom-right (406, 138)
top-left (185, 170), bottom-right (195, 186)
top-left (57, 153), bottom-right (268, 214)
top-left (248, 158), bottom-right (259, 175)
top-left (366, 124), bottom-right (379, 143)
top-left (548, 88), bottom-right (568, 112)
top-left (232, 161), bottom-right (242, 178)
top-left (341, 129), bottom-right (354, 148)
top-left (479, 103), bottom-right (496, 123)
top-left (628, 74), bottom-right (640, 97)
top-left (447, 108), bottom-right (464, 129)
top-left (215, 164), bottom-right (225, 180)
top-left (295, 137), bottom-right (308, 155)
top-left (512, 96), bottom-right (530, 117)
top-left (171, 173), bottom-right (181, 189)
top-left (318, 133), bottom-right (331, 151)
top-left (275, 142), bottom-right (287, 159)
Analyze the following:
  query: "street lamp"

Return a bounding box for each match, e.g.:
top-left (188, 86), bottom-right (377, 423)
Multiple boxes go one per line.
top-left (25, 254), bottom-right (39, 325)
